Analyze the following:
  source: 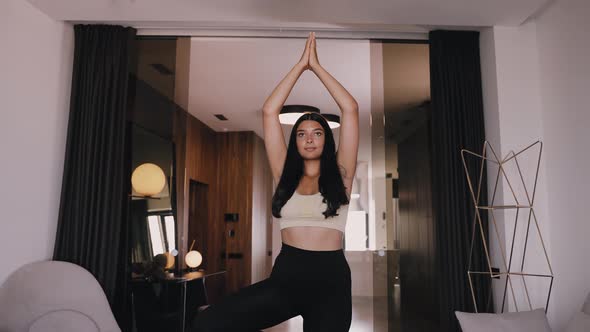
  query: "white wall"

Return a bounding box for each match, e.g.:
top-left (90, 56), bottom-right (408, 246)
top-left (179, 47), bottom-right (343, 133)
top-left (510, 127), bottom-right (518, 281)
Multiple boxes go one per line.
top-left (479, 26), bottom-right (507, 315)
top-left (0, 0), bottom-right (73, 284)
top-left (481, 0), bottom-right (590, 329)
top-left (535, 0), bottom-right (590, 329)
top-left (480, 23), bottom-right (553, 314)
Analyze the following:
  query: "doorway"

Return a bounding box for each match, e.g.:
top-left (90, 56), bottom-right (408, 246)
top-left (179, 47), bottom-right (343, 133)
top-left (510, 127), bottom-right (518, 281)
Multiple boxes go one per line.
top-left (188, 180), bottom-right (210, 270)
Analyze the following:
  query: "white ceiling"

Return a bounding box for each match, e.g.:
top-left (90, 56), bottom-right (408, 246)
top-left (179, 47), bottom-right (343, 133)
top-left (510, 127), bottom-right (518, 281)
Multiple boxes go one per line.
top-left (28, 0), bottom-right (552, 31)
top-left (187, 37), bottom-right (372, 143)
top-left (26, 0), bottom-right (553, 140)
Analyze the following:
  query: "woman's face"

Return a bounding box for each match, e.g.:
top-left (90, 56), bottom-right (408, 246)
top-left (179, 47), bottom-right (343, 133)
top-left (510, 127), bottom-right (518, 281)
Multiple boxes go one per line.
top-left (295, 120), bottom-right (325, 160)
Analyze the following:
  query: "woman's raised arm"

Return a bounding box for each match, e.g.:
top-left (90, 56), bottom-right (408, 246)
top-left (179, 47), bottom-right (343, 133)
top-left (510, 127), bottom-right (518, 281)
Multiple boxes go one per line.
top-left (262, 33), bottom-right (313, 183)
top-left (309, 32), bottom-right (359, 194)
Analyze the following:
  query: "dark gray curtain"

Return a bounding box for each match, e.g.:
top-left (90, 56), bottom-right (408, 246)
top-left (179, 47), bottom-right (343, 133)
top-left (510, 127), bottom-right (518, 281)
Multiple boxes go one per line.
top-left (53, 24), bottom-right (136, 330)
top-left (429, 30), bottom-right (493, 332)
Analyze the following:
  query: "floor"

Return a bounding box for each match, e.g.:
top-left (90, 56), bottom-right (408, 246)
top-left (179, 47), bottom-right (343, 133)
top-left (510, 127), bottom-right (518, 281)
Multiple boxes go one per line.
top-left (264, 296), bottom-right (383, 332)
top-left (260, 289), bottom-right (439, 332)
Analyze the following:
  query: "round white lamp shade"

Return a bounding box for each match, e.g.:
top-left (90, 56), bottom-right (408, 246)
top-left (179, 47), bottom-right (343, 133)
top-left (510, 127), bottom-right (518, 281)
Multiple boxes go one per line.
top-left (131, 163), bottom-right (166, 197)
top-left (185, 250), bottom-right (203, 268)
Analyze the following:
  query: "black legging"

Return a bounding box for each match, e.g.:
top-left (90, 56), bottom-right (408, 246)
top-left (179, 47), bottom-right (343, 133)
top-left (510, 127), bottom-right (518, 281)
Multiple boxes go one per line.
top-left (192, 242), bottom-right (352, 332)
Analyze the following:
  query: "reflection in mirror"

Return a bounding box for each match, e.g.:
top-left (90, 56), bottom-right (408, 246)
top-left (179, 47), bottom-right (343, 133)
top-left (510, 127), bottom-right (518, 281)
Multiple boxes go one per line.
top-left (129, 123), bottom-right (177, 279)
top-left (146, 213), bottom-right (175, 258)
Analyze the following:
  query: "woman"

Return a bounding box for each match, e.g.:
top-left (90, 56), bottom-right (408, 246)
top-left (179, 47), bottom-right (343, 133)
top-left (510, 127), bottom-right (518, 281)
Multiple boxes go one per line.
top-left (193, 32), bottom-right (359, 332)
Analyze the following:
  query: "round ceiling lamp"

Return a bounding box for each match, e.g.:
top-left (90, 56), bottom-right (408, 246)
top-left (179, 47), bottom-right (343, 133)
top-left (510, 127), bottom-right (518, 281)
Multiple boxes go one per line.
top-left (322, 114), bottom-right (341, 129)
top-left (278, 105), bottom-right (320, 125)
top-left (279, 105), bottom-right (340, 129)
top-left (131, 163), bottom-right (166, 197)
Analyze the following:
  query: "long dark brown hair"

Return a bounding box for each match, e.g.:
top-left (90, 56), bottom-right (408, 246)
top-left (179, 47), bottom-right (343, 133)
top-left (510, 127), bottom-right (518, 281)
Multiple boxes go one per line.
top-left (271, 112), bottom-right (349, 219)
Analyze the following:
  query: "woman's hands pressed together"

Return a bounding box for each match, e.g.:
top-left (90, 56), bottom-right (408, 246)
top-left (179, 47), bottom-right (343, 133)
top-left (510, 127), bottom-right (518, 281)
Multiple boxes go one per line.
top-left (262, 30), bottom-right (359, 191)
top-left (297, 32), bottom-right (321, 73)
top-left (297, 32), bottom-right (312, 71)
top-left (308, 32), bottom-right (321, 72)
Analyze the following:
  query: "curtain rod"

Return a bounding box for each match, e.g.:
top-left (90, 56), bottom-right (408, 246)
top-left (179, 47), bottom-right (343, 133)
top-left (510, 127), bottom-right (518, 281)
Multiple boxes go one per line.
top-left (137, 28), bottom-right (428, 40)
top-left (68, 22), bottom-right (429, 40)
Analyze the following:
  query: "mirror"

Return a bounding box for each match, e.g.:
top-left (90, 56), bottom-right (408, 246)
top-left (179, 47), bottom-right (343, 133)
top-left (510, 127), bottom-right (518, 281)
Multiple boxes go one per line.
top-left (129, 123), bottom-right (177, 277)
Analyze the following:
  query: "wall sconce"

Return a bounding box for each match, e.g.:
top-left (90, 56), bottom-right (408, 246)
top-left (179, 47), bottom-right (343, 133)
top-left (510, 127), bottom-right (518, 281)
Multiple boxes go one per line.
top-left (131, 163), bottom-right (166, 197)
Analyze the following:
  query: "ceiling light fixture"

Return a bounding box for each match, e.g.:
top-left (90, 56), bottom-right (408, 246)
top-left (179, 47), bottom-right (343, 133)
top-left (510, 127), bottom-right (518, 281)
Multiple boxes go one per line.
top-left (279, 105), bottom-right (340, 129)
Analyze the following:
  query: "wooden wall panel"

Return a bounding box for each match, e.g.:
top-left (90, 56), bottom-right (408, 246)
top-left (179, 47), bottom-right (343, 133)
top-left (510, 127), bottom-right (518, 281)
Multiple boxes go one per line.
top-left (251, 134), bottom-right (273, 283)
top-left (175, 113), bottom-right (270, 299)
top-left (176, 113), bottom-right (227, 303)
top-left (184, 115), bottom-right (221, 274)
top-left (216, 132), bottom-right (254, 294)
top-left (398, 122), bottom-right (437, 331)
top-left (188, 180), bottom-right (209, 268)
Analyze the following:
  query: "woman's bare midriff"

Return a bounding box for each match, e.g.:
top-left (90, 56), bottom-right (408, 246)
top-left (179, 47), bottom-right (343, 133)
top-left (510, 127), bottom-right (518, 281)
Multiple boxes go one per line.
top-left (281, 226), bottom-right (344, 251)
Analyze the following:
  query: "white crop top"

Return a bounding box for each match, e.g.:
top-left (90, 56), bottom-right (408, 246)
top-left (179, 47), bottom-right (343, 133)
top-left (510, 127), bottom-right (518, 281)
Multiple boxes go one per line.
top-left (278, 191), bottom-right (349, 233)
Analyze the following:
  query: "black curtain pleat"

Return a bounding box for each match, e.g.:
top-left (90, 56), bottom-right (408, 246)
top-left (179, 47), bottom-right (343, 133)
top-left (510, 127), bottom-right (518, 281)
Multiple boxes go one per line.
top-left (53, 24), bottom-right (136, 330)
top-left (429, 30), bottom-right (493, 332)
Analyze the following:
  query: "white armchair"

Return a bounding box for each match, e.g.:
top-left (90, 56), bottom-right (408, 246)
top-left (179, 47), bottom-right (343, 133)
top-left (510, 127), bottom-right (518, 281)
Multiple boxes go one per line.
top-left (455, 292), bottom-right (590, 332)
top-left (563, 292), bottom-right (590, 332)
top-left (0, 261), bottom-right (120, 332)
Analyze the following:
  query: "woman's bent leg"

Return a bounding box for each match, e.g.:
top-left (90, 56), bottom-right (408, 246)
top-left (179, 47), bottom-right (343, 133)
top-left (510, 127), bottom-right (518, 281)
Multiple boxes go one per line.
top-left (301, 287), bottom-right (352, 332)
top-left (192, 277), bottom-right (299, 332)
top-left (294, 246), bottom-right (352, 332)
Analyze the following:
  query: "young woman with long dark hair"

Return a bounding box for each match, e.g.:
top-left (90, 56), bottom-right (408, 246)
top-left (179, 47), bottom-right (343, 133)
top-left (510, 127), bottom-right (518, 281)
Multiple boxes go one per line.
top-left (194, 31), bottom-right (359, 332)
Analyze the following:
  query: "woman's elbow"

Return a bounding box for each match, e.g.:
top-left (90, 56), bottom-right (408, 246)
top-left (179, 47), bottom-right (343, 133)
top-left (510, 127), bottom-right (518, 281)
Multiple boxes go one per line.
top-left (343, 103), bottom-right (359, 114)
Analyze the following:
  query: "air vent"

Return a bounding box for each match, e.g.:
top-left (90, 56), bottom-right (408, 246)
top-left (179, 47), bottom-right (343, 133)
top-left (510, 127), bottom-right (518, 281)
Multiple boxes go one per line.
top-left (150, 63), bottom-right (174, 76)
top-left (214, 114), bottom-right (228, 121)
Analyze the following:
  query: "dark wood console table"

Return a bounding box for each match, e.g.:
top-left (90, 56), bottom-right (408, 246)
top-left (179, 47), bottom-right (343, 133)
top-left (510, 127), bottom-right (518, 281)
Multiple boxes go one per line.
top-left (131, 270), bottom-right (226, 332)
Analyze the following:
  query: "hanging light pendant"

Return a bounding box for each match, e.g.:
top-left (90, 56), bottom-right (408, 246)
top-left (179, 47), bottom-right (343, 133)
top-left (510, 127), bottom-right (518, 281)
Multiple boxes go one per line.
top-left (322, 113), bottom-right (341, 129)
top-left (279, 105), bottom-right (340, 129)
top-left (279, 105), bottom-right (320, 125)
